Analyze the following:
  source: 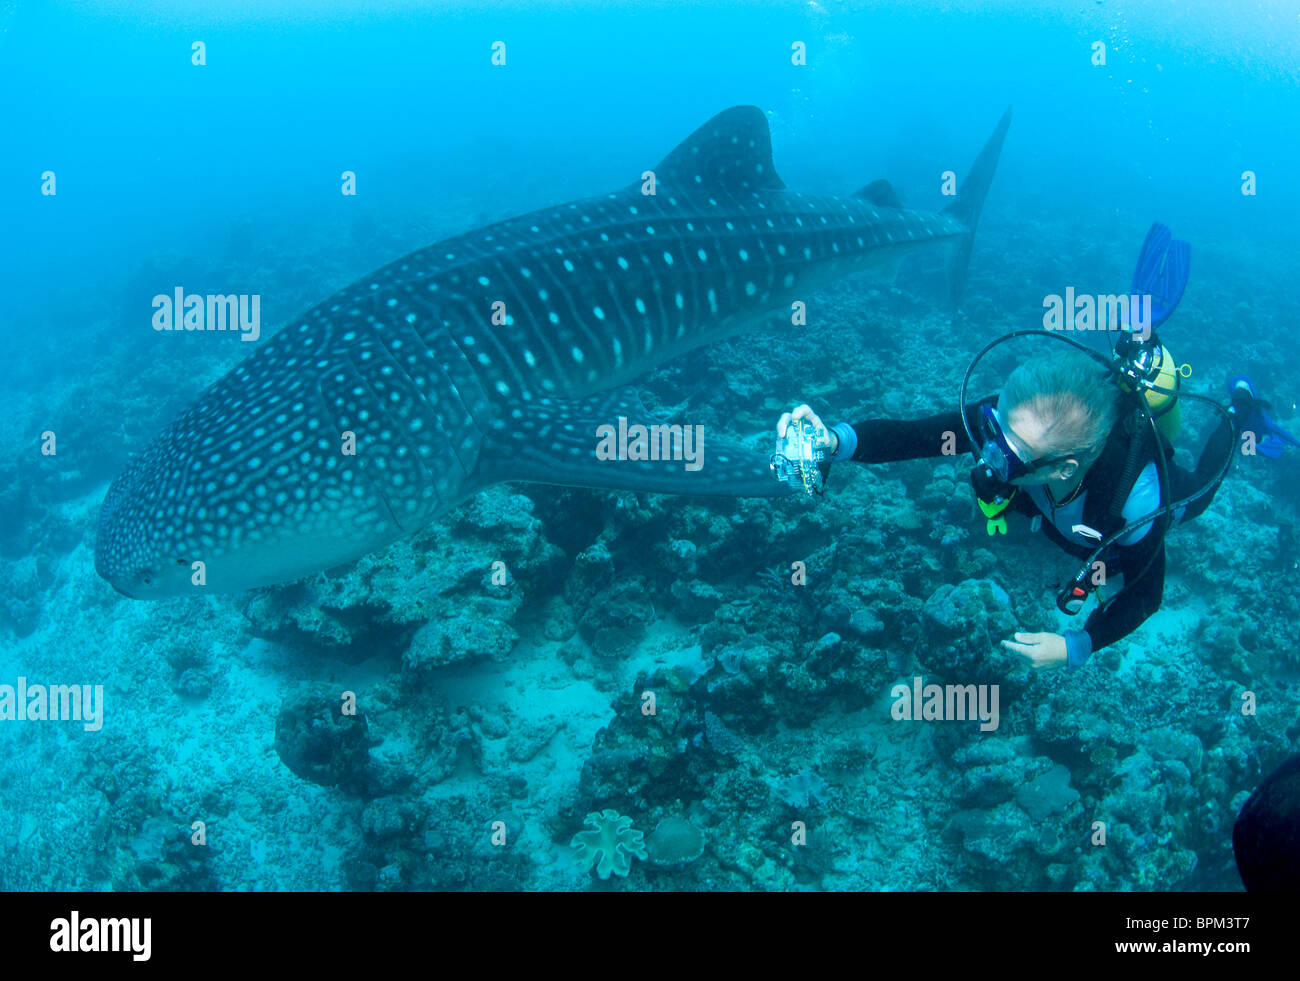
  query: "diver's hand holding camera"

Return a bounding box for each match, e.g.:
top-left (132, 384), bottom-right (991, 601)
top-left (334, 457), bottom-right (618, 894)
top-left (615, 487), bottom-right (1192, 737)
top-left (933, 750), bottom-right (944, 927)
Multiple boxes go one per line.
top-left (772, 404), bottom-right (835, 495)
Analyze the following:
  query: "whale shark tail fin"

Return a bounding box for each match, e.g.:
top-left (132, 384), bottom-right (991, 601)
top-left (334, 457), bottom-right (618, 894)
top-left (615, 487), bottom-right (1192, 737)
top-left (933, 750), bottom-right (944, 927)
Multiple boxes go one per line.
top-left (943, 106), bottom-right (1012, 307)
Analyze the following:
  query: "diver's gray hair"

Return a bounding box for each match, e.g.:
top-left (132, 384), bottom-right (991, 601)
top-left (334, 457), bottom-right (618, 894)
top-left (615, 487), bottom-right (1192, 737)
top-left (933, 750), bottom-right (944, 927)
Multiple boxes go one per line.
top-left (998, 352), bottom-right (1120, 462)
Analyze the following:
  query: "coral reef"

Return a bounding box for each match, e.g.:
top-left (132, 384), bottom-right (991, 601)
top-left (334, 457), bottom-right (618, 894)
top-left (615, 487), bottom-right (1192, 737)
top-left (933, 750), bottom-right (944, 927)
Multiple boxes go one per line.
top-left (273, 687), bottom-right (377, 797)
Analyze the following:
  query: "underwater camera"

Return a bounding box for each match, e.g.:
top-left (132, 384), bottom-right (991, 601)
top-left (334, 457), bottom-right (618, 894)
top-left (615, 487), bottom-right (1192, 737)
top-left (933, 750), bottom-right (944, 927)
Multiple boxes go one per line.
top-left (771, 419), bottom-right (832, 495)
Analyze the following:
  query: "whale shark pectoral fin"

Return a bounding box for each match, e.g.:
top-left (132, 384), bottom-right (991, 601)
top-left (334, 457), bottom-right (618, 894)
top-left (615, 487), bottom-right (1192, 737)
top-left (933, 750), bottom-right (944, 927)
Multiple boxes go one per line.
top-left (477, 388), bottom-right (797, 499)
top-left (651, 105), bottom-right (787, 193)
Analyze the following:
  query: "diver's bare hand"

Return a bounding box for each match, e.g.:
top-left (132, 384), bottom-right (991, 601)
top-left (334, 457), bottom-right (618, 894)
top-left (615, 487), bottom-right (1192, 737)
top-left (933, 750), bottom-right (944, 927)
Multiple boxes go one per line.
top-left (777, 404), bottom-right (838, 454)
top-left (1001, 631), bottom-right (1068, 669)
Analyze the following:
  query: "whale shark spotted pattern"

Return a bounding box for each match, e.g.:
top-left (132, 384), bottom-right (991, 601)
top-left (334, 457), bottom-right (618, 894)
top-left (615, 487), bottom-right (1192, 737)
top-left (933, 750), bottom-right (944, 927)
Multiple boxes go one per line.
top-left (95, 105), bottom-right (1011, 598)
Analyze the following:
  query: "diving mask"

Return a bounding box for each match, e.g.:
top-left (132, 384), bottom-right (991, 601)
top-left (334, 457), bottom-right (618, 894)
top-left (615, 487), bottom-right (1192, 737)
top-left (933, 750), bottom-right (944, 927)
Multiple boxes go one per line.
top-left (977, 404), bottom-right (1075, 484)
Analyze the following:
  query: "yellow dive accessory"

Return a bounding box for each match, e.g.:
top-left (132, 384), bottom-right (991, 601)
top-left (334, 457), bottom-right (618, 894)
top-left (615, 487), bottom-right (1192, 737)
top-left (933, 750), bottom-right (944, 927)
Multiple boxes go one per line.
top-left (1115, 338), bottom-right (1192, 444)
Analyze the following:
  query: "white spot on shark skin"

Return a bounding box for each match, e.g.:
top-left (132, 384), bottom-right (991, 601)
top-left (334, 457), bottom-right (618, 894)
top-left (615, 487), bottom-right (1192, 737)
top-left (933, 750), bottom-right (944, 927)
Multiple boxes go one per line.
top-left (521, 267), bottom-right (532, 278)
top-left (646, 226), bottom-right (655, 235)
top-left (564, 260), bottom-right (575, 272)
top-left (593, 306), bottom-right (606, 320)
top-left (707, 288), bottom-right (718, 313)
top-left (478, 275), bottom-right (490, 286)
top-left (635, 298), bottom-right (646, 314)
top-left (612, 338), bottom-right (622, 364)
top-left (524, 350), bottom-right (536, 366)
top-left (496, 381), bottom-right (510, 395)
top-left (571, 347), bottom-right (584, 363)
top-left (549, 312), bottom-right (559, 324)
top-left (739, 249), bottom-right (749, 261)
top-left (663, 251), bottom-right (673, 265)
top-left (674, 292), bottom-right (684, 309)
top-left (617, 257), bottom-right (629, 270)
top-left (745, 282), bottom-right (756, 296)
top-left (698, 248), bottom-right (708, 261)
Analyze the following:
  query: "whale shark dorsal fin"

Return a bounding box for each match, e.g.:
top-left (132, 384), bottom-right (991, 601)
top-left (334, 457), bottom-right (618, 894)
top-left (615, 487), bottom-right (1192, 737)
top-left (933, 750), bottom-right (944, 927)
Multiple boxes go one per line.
top-left (653, 105), bottom-right (786, 193)
top-left (853, 179), bottom-right (903, 208)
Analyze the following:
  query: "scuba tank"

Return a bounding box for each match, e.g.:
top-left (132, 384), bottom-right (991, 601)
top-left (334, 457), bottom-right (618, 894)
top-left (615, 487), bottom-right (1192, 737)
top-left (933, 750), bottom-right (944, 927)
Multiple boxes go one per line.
top-left (1112, 331), bottom-right (1191, 445)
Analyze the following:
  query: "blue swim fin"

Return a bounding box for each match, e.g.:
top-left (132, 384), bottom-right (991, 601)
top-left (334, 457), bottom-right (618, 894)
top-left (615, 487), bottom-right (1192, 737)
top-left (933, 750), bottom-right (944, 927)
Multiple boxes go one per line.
top-left (1131, 222), bottom-right (1190, 327)
top-left (1230, 376), bottom-right (1300, 458)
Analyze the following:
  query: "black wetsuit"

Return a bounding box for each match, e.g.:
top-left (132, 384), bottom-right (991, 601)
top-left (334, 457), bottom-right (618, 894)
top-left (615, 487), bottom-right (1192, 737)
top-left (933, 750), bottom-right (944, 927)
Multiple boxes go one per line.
top-left (829, 395), bottom-right (1236, 665)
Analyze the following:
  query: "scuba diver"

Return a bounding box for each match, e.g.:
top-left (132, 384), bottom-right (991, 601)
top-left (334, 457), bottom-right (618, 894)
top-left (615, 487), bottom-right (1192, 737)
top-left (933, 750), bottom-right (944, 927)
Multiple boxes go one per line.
top-left (771, 222), bottom-right (1299, 670)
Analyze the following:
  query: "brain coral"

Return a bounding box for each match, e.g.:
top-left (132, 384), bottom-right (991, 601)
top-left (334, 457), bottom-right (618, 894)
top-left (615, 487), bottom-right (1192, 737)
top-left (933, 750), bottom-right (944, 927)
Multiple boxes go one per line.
top-left (571, 809), bottom-right (648, 879)
top-left (646, 815), bottom-right (705, 865)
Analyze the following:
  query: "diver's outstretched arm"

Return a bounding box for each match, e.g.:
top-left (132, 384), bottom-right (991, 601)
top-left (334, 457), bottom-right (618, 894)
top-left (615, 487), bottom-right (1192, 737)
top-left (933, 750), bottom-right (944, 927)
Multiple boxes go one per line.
top-left (778, 398), bottom-right (997, 466)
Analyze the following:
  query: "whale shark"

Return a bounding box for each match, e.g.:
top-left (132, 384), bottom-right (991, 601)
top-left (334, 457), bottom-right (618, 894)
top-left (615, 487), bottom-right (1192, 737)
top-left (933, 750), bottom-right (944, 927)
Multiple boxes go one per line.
top-left (95, 104), bottom-right (1011, 598)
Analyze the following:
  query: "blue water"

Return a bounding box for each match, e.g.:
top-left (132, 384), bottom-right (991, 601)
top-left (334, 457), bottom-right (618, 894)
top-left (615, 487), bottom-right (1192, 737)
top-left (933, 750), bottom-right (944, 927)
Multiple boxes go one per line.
top-left (1, 0), bottom-right (1298, 891)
